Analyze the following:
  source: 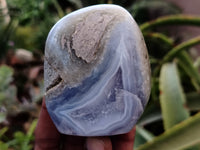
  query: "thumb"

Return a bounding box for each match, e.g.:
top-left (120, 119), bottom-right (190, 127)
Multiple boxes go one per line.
top-left (86, 137), bottom-right (112, 150)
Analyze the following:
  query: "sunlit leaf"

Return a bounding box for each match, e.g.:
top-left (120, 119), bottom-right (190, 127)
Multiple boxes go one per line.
top-left (159, 62), bottom-right (189, 130)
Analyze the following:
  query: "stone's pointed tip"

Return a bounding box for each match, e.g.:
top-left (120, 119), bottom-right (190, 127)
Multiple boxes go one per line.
top-left (44, 4), bottom-right (151, 136)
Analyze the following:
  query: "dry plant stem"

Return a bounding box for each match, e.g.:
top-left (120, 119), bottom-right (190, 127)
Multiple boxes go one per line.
top-left (140, 15), bottom-right (200, 32)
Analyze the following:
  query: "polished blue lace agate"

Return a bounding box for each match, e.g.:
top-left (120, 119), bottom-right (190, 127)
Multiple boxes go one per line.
top-left (44, 4), bottom-right (151, 136)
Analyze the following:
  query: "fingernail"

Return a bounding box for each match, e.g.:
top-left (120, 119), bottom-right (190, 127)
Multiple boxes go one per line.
top-left (86, 137), bottom-right (105, 150)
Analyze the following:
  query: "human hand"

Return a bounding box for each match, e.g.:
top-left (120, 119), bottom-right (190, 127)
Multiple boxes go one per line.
top-left (34, 100), bottom-right (136, 150)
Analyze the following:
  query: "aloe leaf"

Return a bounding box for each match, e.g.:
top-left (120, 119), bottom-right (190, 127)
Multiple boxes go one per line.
top-left (143, 32), bottom-right (174, 46)
top-left (145, 33), bottom-right (174, 77)
top-left (136, 113), bottom-right (200, 150)
top-left (138, 112), bottom-right (162, 127)
top-left (186, 92), bottom-right (200, 111)
top-left (67, 0), bottom-right (83, 9)
top-left (52, 0), bottom-right (64, 18)
top-left (140, 15), bottom-right (200, 32)
top-left (150, 77), bottom-right (159, 101)
top-left (184, 144), bottom-right (200, 150)
top-left (159, 62), bottom-right (189, 130)
top-left (134, 126), bottom-right (155, 149)
top-left (131, 0), bottom-right (180, 17)
top-left (194, 57), bottom-right (200, 69)
top-left (162, 36), bottom-right (200, 63)
top-left (130, 0), bottom-right (181, 25)
top-left (177, 51), bottom-right (200, 89)
top-left (136, 126), bottom-right (155, 141)
top-left (134, 131), bottom-right (148, 149)
top-left (138, 103), bottom-right (162, 126)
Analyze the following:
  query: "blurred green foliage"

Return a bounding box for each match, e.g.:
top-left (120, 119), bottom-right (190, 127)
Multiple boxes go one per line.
top-left (0, 65), bottom-right (17, 123)
top-left (0, 0), bottom-right (200, 150)
top-left (0, 120), bottom-right (37, 150)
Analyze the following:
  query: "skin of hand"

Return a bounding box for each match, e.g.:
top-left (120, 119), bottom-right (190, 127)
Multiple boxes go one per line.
top-left (34, 100), bottom-right (136, 150)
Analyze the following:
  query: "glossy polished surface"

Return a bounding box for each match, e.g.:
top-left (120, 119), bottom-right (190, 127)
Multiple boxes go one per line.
top-left (44, 4), bottom-right (151, 136)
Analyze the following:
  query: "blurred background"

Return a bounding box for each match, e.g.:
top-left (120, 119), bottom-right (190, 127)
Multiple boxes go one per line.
top-left (0, 0), bottom-right (200, 150)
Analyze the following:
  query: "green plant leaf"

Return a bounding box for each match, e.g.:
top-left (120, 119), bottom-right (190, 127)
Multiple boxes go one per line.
top-left (134, 131), bottom-right (148, 149)
top-left (177, 51), bottom-right (200, 90)
top-left (186, 92), bottom-right (200, 111)
top-left (6, 131), bottom-right (25, 148)
top-left (134, 126), bottom-right (155, 149)
top-left (159, 62), bottom-right (189, 130)
top-left (0, 65), bottom-right (19, 116)
top-left (0, 127), bottom-right (8, 139)
top-left (194, 57), bottom-right (200, 69)
top-left (136, 112), bottom-right (200, 150)
top-left (150, 77), bottom-right (160, 101)
top-left (184, 144), bottom-right (200, 150)
top-left (0, 113), bottom-right (6, 123)
top-left (130, 0), bottom-right (180, 24)
top-left (21, 119), bottom-right (37, 150)
top-left (52, 0), bottom-right (64, 18)
top-left (143, 32), bottom-right (174, 47)
top-left (0, 141), bottom-right (8, 150)
top-left (137, 126), bottom-right (155, 141)
top-left (0, 18), bottom-right (18, 58)
top-left (0, 65), bottom-right (14, 91)
top-left (67, 0), bottom-right (83, 9)
top-left (162, 36), bottom-right (200, 63)
top-left (6, 120), bottom-right (37, 150)
top-left (138, 103), bottom-right (162, 126)
top-left (140, 15), bottom-right (200, 32)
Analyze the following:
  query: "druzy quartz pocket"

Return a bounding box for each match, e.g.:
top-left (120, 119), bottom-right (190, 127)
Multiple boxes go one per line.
top-left (44, 4), bottom-right (151, 136)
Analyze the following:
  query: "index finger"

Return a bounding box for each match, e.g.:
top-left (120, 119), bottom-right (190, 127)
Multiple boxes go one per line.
top-left (34, 100), bottom-right (61, 150)
top-left (111, 127), bottom-right (136, 150)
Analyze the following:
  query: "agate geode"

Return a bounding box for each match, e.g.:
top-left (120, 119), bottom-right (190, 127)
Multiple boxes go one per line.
top-left (44, 4), bottom-right (151, 136)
